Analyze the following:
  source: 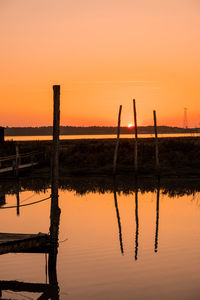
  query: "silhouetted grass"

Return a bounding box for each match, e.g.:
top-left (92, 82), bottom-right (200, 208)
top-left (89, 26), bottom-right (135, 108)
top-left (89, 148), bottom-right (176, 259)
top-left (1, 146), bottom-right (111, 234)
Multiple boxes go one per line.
top-left (1, 137), bottom-right (200, 176)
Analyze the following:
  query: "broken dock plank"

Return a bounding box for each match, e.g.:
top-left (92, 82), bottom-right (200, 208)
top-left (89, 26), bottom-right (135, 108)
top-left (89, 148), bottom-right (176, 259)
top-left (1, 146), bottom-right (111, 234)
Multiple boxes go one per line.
top-left (0, 162), bottom-right (38, 174)
top-left (0, 233), bottom-right (50, 255)
top-left (0, 280), bottom-right (50, 293)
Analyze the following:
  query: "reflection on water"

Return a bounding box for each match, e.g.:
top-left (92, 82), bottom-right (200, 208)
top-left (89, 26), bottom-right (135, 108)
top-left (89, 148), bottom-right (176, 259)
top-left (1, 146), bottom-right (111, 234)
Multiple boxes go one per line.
top-left (154, 177), bottom-right (160, 253)
top-left (1, 177), bottom-right (200, 299)
top-left (5, 133), bottom-right (200, 141)
top-left (134, 178), bottom-right (139, 261)
top-left (113, 182), bottom-right (124, 255)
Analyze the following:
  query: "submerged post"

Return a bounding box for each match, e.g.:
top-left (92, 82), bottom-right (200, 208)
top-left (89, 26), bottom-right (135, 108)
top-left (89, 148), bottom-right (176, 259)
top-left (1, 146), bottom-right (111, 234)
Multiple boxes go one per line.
top-left (50, 85), bottom-right (61, 247)
top-left (153, 110), bottom-right (159, 172)
top-left (113, 105), bottom-right (122, 176)
top-left (133, 99), bottom-right (138, 172)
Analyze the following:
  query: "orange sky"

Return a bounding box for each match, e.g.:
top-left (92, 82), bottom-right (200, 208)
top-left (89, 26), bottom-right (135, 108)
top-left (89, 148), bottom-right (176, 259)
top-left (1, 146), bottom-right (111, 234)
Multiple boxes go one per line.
top-left (0, 0), bottom-right (200, 127)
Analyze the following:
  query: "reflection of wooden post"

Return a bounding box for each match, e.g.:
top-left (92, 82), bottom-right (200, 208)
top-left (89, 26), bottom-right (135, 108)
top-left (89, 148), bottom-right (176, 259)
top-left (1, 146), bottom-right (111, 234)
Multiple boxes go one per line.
top-left (113, 105), bottom-right (122, 176)
top-left (133, 99), bottom-right (138, 172)
top-left (48, 251), bottom-right (60, 299)
top-left (16, 189), bottom-right (20, 216)
top-left (154, 177), bottom-right (160, 253)
top-left (134, 176), bottom-right (139, 260)
top-left (153, 110), bottom-right (159, 172)
top-left (113, 180), bottom-right (124, 255)
top-left (49, 85), bottom-right (61, 247)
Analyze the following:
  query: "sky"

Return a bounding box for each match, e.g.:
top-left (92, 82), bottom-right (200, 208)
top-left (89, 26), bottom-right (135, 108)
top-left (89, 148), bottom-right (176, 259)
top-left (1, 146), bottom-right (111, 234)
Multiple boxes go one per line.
top-left (0, 0), bottom-right (200, 127)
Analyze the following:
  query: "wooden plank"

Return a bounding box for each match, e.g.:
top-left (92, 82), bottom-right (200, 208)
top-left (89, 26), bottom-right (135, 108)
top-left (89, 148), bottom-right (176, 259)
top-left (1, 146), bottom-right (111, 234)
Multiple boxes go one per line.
top-left (0, 280), bottom-right (49, 293)
top-left (0, 232), bottom-right (50, 255)
top-left (0, 162), bottom-right (38, 174)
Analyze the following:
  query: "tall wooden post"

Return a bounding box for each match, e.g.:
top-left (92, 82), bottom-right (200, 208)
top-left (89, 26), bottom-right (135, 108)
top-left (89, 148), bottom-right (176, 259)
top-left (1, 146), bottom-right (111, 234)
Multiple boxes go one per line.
top-left (153, 110), bottom-right (159, 171)
top-left (113, 105), bottom-right (122, 176)
top-left (50, 85), bottom-right (61, 247)
top-left (48, 85), bottom-right (61, 299)
top-left (0, 127), bottom-right (4, 143)
top-left (133, 99), bottom-right (138, 172)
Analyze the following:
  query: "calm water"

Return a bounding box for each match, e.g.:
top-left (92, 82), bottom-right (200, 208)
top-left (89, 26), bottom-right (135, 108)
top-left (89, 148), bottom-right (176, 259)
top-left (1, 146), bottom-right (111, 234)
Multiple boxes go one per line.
top-left (1, 182), bottom-right (200, 299)
top-left (5, 133), bottom-right (200, 141)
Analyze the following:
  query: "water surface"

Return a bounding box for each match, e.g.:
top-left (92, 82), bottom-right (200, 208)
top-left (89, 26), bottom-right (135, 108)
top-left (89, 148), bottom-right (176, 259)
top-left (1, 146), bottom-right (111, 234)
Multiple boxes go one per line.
top-left (5, 132), bottom-right (200, 141)
top-left (0, 182), bottom-right (200, 299)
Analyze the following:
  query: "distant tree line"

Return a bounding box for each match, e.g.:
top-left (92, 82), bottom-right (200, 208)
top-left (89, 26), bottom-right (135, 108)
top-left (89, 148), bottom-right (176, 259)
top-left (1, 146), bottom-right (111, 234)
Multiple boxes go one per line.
top-left (4, 126), bottom-right (199, 136)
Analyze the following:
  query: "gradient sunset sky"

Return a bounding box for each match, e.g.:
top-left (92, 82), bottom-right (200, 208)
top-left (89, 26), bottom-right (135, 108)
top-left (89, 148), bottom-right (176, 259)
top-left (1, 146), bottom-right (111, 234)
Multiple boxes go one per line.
top-left (1, 0), bottom-right (200, 127)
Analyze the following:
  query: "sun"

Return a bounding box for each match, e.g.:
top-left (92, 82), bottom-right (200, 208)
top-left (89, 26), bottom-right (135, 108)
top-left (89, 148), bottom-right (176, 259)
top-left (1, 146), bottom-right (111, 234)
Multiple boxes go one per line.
top-left (128, 123), bottom-right (134, 128)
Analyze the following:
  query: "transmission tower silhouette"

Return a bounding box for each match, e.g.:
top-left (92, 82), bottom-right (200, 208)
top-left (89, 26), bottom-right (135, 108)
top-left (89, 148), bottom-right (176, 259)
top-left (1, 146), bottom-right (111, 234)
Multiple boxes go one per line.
top-left (183, 108), bottom-right (188, 129)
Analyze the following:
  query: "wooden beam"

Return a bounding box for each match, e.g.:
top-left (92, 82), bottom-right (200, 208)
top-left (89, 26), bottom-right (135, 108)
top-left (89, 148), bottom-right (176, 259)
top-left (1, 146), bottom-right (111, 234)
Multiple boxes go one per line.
top-left (0, 233), bottom-right (50, 255)
top-left (0, 280), bottom-right (49, 293)
top-left (133, 99), bottom-right (138, 172)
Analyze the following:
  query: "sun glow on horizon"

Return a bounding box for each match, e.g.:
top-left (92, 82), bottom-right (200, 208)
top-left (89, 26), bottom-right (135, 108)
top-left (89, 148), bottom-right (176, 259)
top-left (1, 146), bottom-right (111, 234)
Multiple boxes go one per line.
top-left (128, 123), bottom-right (134, 128)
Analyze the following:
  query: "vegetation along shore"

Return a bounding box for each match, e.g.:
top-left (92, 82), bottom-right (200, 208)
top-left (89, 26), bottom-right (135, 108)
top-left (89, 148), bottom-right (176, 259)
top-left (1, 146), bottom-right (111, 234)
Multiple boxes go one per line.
top-left (0, 136), bottom-right (200, 177)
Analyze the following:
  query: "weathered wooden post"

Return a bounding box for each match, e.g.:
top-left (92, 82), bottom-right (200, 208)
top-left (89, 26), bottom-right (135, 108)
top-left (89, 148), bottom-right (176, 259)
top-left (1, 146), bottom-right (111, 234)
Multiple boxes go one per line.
top-left (153, 110), bottom-right (159, 172)
top-left (133, 99), bottom-right (138, 172)
top-left (113, 105), bottom-right (122, 176)
top-left (49, 85), bottom-right (61, 246)
top-left (49, 85), bottom-right (61, 298)
top-left (0, 127), bottom-right (4, 143)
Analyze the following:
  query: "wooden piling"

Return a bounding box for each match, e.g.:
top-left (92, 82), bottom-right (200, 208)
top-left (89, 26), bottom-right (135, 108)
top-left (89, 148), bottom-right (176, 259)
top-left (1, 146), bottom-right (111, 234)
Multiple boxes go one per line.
top-left (153, 110), bottom-right (159, 171)
top-left (133, 99), bottom-right (138, 172)
top-left (113, 105), bottom-right (122, 176)
top-left (0, 127), bottom-right (4, 143)
top-left (49, 85), bottom-right (61, 248)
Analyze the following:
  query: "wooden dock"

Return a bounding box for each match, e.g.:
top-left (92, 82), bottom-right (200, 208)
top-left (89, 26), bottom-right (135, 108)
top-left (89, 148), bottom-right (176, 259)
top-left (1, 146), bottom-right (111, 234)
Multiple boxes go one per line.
top-left (0, 162), bottom-right (38, 174)
top-left (0, 232), bottom-right (50, 255)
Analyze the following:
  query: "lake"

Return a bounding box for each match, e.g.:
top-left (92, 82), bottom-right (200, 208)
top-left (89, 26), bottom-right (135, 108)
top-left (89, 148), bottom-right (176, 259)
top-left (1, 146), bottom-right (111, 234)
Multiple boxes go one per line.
top-left (5, 133), bottom-right (200, 141)
top-left (0, 178), bottom-right (200, 299)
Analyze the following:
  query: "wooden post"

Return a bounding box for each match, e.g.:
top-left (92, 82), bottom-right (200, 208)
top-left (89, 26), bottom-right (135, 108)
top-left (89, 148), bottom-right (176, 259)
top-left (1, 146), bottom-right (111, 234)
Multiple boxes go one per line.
top-left (153, 110), bottom-right (159, 171)
top-left (15, 143), bottom-right (19, 177)
top-left (133, 99), bottom-right (138, 172)
top-left (0, 127), bottom-right (4, 143)
top-left (49, 85), bottom-right (61, 249)
top-left (113, 105), bottom-right (122, 176)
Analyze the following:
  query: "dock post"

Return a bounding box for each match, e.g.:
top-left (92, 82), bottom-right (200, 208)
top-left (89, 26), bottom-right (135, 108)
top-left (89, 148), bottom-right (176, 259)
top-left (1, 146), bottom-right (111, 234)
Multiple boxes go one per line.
top-left (133, 99), bottom-right (138, 173)
top-left (0, 127), bottom-right (4, 143)
top-left (49, 85), bottom-right (61, 247)
top-left (48, 85), bottom-right (60, 298)
top-left (113, 105), bottom-right (122, 176)
top-left (153, 110), bottom-right (159, 172)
